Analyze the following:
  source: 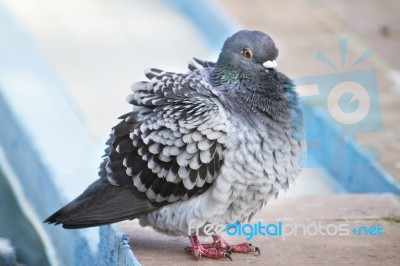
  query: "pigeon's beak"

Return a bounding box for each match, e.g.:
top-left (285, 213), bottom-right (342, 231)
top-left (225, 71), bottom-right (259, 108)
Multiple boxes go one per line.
top-left (262, 60), bottom-right (277, 71)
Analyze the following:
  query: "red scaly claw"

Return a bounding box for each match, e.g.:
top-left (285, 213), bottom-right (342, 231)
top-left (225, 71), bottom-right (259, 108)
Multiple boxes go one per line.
top-left (186, 236), bottom-right (232, 260)
top-left (229, 242), bottom-right (261, 255)
top-left (185, 235), bottom-right (231, 253)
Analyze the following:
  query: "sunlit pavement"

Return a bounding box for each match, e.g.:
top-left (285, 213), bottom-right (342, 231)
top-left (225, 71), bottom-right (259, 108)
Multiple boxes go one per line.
top-left (118, 195), bottom-right (400, 265)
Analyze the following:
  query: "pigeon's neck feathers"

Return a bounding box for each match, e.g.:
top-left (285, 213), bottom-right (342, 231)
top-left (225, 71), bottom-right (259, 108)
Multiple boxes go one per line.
top-left (210, 50), bottom-right (301, 130)
top-left (214, 70), bottom-right (301, 133)
top-left (211, 51), bottom-right (265, 86)
top-left (211, 52), bottom-right (242, 85)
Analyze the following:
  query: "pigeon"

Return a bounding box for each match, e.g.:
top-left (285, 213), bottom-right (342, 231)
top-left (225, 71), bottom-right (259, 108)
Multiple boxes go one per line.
top-left (45, 30), bottom-right (305, 260)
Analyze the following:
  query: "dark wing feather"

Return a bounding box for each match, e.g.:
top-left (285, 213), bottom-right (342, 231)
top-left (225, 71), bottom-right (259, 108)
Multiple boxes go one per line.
top-left (44, 177), bottom-right (163, 229)
top-left (45, 63), bottom-right (227, 228)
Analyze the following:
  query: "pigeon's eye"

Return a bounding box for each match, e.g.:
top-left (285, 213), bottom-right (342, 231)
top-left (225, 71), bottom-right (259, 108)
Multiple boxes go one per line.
top-left (241, 48), bottom-right (252, 59)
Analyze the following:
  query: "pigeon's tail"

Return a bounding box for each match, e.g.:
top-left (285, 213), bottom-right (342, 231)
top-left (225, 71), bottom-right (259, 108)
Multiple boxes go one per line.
top-left (44, 178), bottom-right (159, 229)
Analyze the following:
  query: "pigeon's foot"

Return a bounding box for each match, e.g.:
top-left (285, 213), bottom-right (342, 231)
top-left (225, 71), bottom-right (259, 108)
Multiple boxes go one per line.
top-left (185, 235), bottom-right (260, 260)
top-left (185, 235), bottom-right (230, 253)
top-left (186, 235), bottom-right (232, 260)
top-left (229, 242), bottom-right (260, 255)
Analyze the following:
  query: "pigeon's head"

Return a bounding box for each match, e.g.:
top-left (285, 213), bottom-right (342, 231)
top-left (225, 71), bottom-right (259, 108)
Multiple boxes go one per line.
top-left (213, 30), bottom-right (279, 83)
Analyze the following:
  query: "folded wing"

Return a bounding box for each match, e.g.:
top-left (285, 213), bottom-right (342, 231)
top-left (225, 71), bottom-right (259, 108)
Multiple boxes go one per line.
top-left (45, 63), bottom-right (227, 229)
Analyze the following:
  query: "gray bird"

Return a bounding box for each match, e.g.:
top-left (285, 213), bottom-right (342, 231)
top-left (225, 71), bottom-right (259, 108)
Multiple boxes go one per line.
top-left (45, 30), bottom-right (304, 260)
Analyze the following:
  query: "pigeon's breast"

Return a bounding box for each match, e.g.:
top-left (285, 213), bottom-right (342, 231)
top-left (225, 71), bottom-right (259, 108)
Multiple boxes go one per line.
top-left (139, 96), bottom-right (304, 236)
top-left (211, 112), bottom-right (303, 223)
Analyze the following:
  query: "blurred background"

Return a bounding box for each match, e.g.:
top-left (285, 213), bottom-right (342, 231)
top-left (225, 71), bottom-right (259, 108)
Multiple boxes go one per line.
top-left (0, 0), bottom-right (399, 265)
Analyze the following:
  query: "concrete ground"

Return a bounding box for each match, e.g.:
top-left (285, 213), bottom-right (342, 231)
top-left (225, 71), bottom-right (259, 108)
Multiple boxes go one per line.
top-left (117, 195), bottom-right (400, 266)
top-left (2, 0), bottom-right (399, 265)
